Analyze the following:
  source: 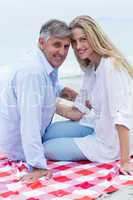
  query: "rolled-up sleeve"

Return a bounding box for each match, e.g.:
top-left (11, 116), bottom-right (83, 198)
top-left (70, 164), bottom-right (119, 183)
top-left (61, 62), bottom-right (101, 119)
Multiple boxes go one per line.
top-left (105, 63), bottom-right (133, 130)
top-left (15, 71), bottom-right (47, 169)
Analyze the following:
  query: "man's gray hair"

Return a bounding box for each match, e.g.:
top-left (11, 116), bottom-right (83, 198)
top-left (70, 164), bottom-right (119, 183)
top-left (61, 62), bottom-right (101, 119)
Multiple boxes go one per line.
top-left (40, 19), bottom-right (71, 41)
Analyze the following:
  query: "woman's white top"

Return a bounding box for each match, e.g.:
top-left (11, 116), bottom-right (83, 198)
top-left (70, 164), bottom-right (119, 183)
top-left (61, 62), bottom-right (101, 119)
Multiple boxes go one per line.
top-left (74, 57), bottom-right (133, 163)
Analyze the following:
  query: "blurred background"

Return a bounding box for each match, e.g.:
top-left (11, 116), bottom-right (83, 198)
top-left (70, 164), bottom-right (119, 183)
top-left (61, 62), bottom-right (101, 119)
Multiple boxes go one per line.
top-left (0, 0), bottom-right (133, 83)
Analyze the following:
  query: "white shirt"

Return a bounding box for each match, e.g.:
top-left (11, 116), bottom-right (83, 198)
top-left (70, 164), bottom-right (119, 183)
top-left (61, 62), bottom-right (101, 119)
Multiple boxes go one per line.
top-left (74, 66), bottom-right (97, 128)
top-left (0, 48), bottom-right (63, 169)
top-left (74, 57), bottom-right (133, 163)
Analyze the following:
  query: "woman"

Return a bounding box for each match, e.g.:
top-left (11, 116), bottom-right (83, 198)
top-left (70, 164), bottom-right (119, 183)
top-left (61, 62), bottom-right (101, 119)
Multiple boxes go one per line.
top-left (44, 16), bottom-right (133, 174)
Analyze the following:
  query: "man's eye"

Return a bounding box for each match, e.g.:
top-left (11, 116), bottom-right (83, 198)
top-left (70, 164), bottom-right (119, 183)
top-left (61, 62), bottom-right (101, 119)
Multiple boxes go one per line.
top-left (64, 44), bottom-right (70, 49)
top-left (53, 43), bottom-right (61, 48)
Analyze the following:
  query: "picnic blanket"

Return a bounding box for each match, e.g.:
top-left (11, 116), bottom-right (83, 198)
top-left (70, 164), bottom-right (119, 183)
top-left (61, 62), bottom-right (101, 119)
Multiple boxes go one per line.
top-left (0, 153), bottom-right (133, 200)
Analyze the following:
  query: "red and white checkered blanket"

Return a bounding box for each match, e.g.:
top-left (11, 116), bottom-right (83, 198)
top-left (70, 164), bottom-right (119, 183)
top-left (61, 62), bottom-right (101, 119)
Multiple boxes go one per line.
top-left (0, 153), bottom-right (133, 200)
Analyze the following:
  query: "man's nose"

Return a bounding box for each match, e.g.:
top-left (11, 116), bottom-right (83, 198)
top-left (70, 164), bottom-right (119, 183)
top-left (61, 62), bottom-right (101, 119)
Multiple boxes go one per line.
top-left (59, 47), bottom-right (66, 55)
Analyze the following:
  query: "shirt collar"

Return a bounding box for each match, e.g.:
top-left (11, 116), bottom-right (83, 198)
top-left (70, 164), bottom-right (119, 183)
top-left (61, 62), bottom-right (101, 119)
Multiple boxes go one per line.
top-left (37, 48), bottom-right (55, 76)
top-left (92, 57), bottom-right (105, 75)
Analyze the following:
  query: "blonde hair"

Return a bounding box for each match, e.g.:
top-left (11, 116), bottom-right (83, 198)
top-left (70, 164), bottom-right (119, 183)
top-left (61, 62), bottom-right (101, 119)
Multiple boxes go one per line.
top-left (70, 15), bottom-right (133, 77)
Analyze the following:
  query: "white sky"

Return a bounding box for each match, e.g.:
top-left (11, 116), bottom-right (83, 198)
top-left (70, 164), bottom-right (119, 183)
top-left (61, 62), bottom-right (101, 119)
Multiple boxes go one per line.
top-left (1, 0), bottom-right (133, 22)
top-left (0, 0), bottom-right (133, 65)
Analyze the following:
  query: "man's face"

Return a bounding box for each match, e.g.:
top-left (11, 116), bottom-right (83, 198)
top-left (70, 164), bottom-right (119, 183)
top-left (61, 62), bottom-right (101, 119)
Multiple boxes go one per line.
top-left (39, 36), bottom-right (70, 68)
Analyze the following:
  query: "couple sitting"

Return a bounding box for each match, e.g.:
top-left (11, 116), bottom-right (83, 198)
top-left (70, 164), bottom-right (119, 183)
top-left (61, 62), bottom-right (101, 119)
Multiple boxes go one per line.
top-left (0, 16), bottom-right (133, 183)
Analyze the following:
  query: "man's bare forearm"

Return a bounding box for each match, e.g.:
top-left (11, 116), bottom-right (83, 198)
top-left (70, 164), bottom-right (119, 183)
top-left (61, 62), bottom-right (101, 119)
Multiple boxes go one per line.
top-left (56, 102), bottom-right (84, 120)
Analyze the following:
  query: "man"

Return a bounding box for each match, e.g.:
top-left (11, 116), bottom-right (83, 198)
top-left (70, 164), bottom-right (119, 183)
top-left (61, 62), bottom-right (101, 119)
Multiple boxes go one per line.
top-left (0, 19), bottom-right (79, 183)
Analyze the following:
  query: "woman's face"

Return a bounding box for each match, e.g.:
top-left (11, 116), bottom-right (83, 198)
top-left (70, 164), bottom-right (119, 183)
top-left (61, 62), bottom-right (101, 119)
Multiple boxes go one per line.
top-left (71, 27), bottom-right (93, 60)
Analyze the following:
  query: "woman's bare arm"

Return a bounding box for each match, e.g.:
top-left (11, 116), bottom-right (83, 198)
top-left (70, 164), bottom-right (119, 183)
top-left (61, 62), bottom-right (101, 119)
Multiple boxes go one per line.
top-left (116, 124), bottom-right (133, 174)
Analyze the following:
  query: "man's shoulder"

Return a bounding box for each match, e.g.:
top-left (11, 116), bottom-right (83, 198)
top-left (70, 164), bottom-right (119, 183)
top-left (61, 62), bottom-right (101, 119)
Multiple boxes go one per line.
top-left (15, 66), bottom-right (46, 84)
top-left (1, 50), bottom-right (48, 82)
top-left (15, 55), bottom-right (46, 79)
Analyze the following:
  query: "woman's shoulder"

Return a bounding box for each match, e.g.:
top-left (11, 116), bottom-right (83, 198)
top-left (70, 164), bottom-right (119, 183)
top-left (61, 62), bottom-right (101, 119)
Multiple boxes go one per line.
top-left (101, 57), bottom-right (133, 86)
top-left (102, 57), bottom-right (116, 71)
top-left (101, 57), bottom-right (124, 77)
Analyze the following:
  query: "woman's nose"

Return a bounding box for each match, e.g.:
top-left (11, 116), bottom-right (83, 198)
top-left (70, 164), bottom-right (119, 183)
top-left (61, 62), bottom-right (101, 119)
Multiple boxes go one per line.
top-left (76, 41), bottom-right (81, 49)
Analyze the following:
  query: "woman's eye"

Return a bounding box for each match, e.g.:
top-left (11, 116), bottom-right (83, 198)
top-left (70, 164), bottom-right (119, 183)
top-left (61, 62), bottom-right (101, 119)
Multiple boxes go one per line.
top-left (81, 37), bottom-right (87, 42)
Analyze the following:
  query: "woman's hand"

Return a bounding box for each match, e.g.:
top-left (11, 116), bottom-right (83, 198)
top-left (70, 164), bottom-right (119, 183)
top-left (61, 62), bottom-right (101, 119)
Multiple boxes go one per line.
top-left (120, 161), bottom-right (133, 175)
top-left (85, 100), bottom-right (92, 109)
top-left (116, 124), bottom-right (131, 174)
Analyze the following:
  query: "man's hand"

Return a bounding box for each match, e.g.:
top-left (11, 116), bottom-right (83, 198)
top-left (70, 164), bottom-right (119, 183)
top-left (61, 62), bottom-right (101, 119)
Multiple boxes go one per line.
top-left (60, 87), bottom-right (78, 101)
top-left (19, 168), bottom-right (52, 184)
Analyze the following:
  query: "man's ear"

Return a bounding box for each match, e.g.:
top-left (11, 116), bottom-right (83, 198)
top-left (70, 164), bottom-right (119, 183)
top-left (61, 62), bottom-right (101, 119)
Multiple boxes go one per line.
top-left (38, 37), bottom-right (46, 50)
